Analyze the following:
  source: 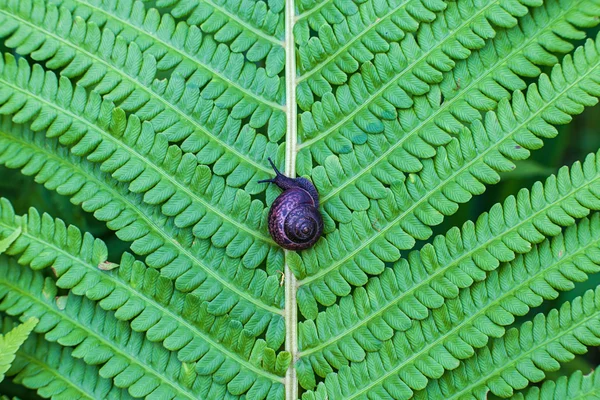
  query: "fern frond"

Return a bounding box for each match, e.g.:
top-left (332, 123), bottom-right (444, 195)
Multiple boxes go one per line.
top-left (418, 288), bottom-right (600, 399)
top-left (150, 0), bottom-right (284, 46)
top-left (0, 256), bottom-right (208, 398)
top-left (2, 317), bottom-right (133, 399)
top-left (0, 0), bottom-right (286, 183)
top-left (0, 317), bottom-right (37, 382)
top-left (294, 35), bottom-right (600, 316)
top-left (305, 0), bottom-right (599, 219)
top-left (297, 148), bottom-right (600, 381)
top-left (294, 0), bottom-right (446, 80)
top-left (0, 117), bottom-right (285, 314)
top-left (295, 0), bottom-right (540, 149)
top-left (0, 198), bottom-right (287, 397)
top-left (0, 53), bottom-right (283, 269)
top-left (306, 284), bottom-right (600, 399)
top-left (510, 368), bottom-right (600, 400)
top-left (0, 256), bottom-right (286, 398)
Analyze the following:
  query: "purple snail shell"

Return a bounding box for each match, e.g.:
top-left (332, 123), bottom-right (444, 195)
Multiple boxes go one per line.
top-left (259, 159), bottom-right (323, 251)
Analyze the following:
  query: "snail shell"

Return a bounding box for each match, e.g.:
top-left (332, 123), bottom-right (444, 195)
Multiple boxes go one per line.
top-left (259, 159), bottom-right (323, 251)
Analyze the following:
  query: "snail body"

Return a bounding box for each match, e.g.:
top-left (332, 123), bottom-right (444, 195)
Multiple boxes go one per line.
top-left (259, 159), bottom-right (323, 251)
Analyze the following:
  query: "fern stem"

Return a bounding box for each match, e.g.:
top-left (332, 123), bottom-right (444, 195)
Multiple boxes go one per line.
top-left (284, 0), bottom-right (299, 398)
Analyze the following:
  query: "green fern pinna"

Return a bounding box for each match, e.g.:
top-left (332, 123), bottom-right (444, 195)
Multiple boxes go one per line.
top-left (1, 0), bottom-right (600, 399)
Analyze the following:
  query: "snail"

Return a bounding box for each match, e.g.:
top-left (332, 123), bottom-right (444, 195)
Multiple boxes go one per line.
top-left (258, 158), bottom-right (323, 251)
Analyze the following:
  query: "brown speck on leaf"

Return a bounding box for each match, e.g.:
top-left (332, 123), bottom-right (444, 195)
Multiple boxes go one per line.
top-left (515, 145), bottom-right (521, 149)
top-left (371, 218), bottom-right (381, 232)
top-left (454, 78), bottom-right (461, 91)
top-left (98, 261), bottom-right (119, 271)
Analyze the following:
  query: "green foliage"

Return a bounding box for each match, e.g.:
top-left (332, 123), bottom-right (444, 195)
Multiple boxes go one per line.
top-left (1, 0), bottom-right (600, 399)
top-left (0, 317), bottom-right (37, 383)
top-left (511, 368), bottom-right (600, 399)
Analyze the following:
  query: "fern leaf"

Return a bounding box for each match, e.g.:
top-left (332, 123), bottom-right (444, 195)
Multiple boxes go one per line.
top-left (0, 52), bottom-right (282, 268)
top-left (307, 283), bottom-right (600, 399)
top-left (0, 0), bottom-right (285, 184)
top-left (148, 0), bottom-right (284, 45)
top-left (294, 0), bottom-right (446, 82)
top-left (0, 119), bottom-right (289, 388)
top-left (306, 0), bottom-right (599, 220)
top-left (418, 287), bottom-right (600, 399)
top-left (297, 148), bottom-right (600, 382)
top-left (0, 117), bottom-right (287, 358)
top-left (2, 0), bottom-right (600, 399)
top-left (0, 317), bottom-right (37, 382)
top-left (0, 226), bottom-right (19, 255)
top-left (510, 368), bottom-right (600, 400)
top-left (0, 197), bottom-right (287, 397)
top-left (1, 317), bottom-right (132, 399)
top-left (0, 117), bottom-right (285, 313)
top-left (0, 256), bottom-right (285, 398)
top-left (296, 0), bottom-right (539, 149)
top-left (295, 35), bottom-right (600, 317)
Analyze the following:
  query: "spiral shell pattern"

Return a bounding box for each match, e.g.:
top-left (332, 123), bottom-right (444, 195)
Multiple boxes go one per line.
top-left (268, 187), bottom-right (323, 251)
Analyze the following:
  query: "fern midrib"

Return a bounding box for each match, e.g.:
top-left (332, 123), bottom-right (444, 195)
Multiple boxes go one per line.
top-left (199, 0), bottom-right (284, 45)
top-left (13, 350), bottom-right (96, 400)
top-left (70, 0), bottom-right (285, 108)
top-left (297, 0), bottom-right (499, 148)
top-left (0, 79), bottom-right (279, 250)
top-left (0, 140), bottom-right (285, 381)
top-left (345, 242), bottom-right (600, 400)
top-left (0, 8), bottom-right (275, 176)
top-left (0, 281), bottom-right (202, 400)
top-left (296, 0), bottom-right (413, 80)
top-left (316, 0), bottom-right (579, 207)
top-left (0, 129), bottom-right (282, 314)
top-left (299, 171), bottom-right (600, 356)
top-left (447, 307), bottom-right (600, 400)
top-left (284, 0), bottom-right (299, 398)
top-left (299, 52), bottom-right (600, 287)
